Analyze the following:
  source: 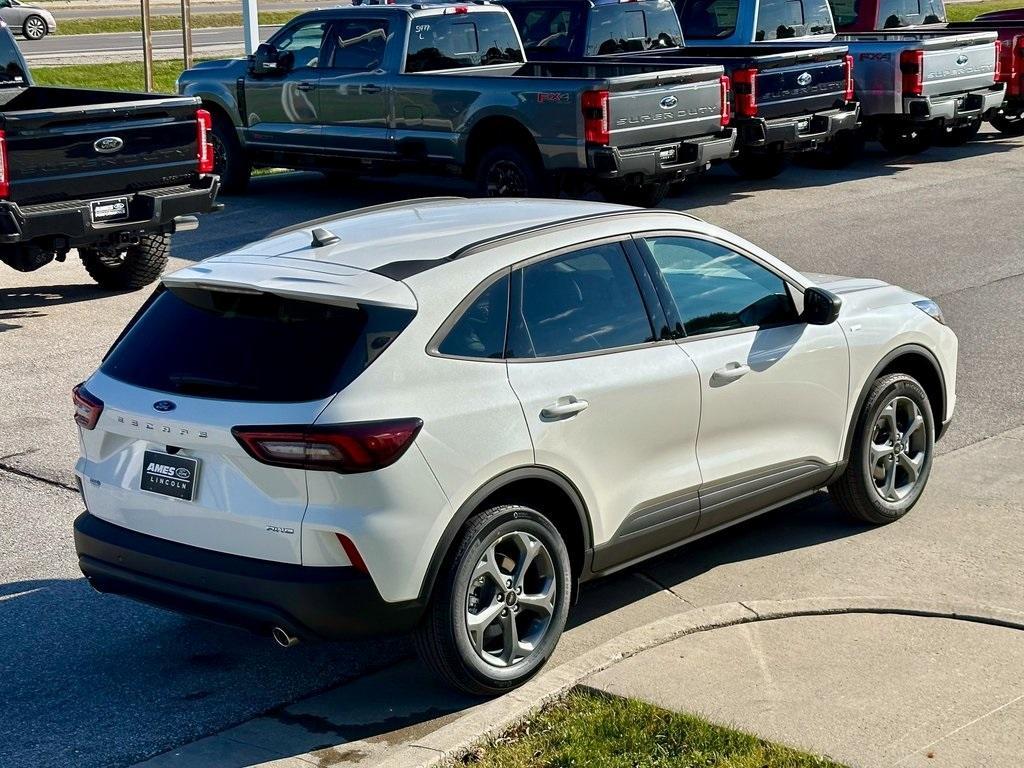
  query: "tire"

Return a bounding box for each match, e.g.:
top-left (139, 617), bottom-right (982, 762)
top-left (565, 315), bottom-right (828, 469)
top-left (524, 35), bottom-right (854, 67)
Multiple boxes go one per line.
top-left (934, 118), bottom-right (982, 147)
top-left (80, 233), bottom-right (170, 291)
top-left (829, 373), bottom-right (935, 525)
top-left (599, 180), bottom-right (670, 207)
top-left (474, 145), bottom-right (550, 198)
top-left (210, 112), bottom-right (251, 194)
top-left (877, 126), bottom-right (933, 155)
top-left (990, 111), bottom-right (1024, 137)
top-left (815, 129), bottom-right (865, 169)
top-left (414, 504), bottom-right (572, 696)
top-left (23, 15), bottom-right (47, 40)
top-left (729, 148), bottom-right (787, 180)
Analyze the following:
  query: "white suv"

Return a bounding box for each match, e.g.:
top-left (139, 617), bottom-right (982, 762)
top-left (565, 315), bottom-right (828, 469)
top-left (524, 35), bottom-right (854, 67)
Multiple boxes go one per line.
top-left (73, 198), bottom-right (957, 694)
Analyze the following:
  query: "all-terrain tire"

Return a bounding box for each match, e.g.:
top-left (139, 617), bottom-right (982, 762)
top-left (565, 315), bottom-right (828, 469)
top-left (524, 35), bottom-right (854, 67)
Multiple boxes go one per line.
top-left (474, 145), bottom-right (550, 198)
top-left (990, 111), bottom-right (1024, 136)
top-left (80, 233), bottom-right (170, 290)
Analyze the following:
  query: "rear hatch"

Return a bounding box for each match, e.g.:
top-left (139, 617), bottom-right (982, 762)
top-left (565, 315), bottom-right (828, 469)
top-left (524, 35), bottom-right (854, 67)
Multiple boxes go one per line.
top-left (0, 86), bottom-right (202, 206)
top-left (76, 260), bottom-right (416, 564)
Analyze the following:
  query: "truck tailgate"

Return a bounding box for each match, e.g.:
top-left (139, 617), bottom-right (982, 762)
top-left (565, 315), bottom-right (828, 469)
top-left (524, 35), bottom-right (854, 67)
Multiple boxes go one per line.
top-left (0, 87), bottom-right (202, 206)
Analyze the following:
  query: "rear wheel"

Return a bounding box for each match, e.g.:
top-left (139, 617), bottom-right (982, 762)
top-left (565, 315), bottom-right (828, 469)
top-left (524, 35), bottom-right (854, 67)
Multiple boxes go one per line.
top-left (80, 233), bottom-right (170, 290)
top-left (934, 117), bottom-right (982, 146)
top-left (877, 125), bottom-right (933, 155)
top-left (414, 504), bottom-right (572, 695)
top-left (815, 129), bottom-right (865, 168)
top-left (829, 373), bottom-right (935, 525)
top-left (23, 14), bottom-right (47, 40)
top-left (598, 180), bottom-right (671, 207)
top-left (730, 148), bottom-right (787, 180)
top-left (990, 110), bottom-right (1024, 136)
top-left (210, 113), bottom-right (251, 194)
top-left (475, 145), bottom-right (549, 198)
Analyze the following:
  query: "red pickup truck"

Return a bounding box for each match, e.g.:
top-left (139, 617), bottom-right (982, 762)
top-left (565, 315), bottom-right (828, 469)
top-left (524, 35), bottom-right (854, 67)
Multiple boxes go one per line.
top-left (830, 0), bottom-right (1024, 135)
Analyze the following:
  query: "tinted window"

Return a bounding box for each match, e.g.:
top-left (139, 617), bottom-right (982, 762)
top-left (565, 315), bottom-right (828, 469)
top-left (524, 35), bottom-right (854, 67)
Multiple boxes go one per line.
top-left (506, 243), bottom-right (654, 359)
top-left (272, 21), bottom-right (328, 69)
top-left (755, 0), bottom-right (834, 40)
top-left (102, 288), bottom-right (414, 402)
top-left (587, 1), bottom-right (682, 55)
top-left (330, 19), bottom-right (390, 70)
top-left (642, 237), bottom-right (796, 335)
top-left (0, 28), bottom-right (28, 84)
top-left (438, 274), bottom-right (510, 359)
top-left (405, 12), bottom-right (524, 72)
top-left (678, 0), bottom-right (739, 40)
top-left (875, 0), bottom-right (945, 27)
top-left (513, 6), bottom-right (583, 54)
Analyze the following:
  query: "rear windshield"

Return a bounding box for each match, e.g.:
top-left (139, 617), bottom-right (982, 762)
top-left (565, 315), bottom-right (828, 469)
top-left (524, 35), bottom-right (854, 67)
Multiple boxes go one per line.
top-left (0, 29), bottom-right (29, 85)
top-left (511, 5), bottom-right (585, 55)
top-left (754, 0), bottom-right (834, 39)
top-left (405, 11), bottom-right (524, 72)
top-left (102, 288), bottom-right (414, 402)
top-left (587, 1), bottom-right (682, 55)
top-left (831, 0), bottom-right (945, 27)
top-left (677, 0), bottom-right (740, 40)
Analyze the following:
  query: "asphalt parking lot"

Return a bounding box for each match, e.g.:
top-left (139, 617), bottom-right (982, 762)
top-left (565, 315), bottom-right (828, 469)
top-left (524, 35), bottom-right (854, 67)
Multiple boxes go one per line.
top-left (2, 128), bottom-right (1023, 768)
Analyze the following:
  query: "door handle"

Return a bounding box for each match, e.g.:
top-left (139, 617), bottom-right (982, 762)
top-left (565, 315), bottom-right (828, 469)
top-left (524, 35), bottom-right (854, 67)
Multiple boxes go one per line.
top-left (541, 396), bottom-right (589, 420)
top-left (296, 81), bottom-right (317, 92)
top-left (362, 84), bottom-right (383, 94)
top-left (712, 362), bottom-right (751, 383)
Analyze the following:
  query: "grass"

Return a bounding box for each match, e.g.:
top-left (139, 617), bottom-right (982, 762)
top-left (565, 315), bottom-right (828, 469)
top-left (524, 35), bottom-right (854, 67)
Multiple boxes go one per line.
top-left (461, 688), bottom-right (848, 768)
top-left (945, 0), bottom-right (1024, 21)
top-left (55, 11), bottom-right (300, 36)
top-left (32, 60), bottom-right (189, 93)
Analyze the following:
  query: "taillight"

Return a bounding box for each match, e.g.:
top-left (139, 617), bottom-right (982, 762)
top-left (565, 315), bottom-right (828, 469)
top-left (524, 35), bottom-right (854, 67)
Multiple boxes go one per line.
top-left (582, 90), bottom-right (610, 145)
top-left (232, 419), bottom-right (423, 474)
top-left (843, 54), bottom-right (855, 102)
top-left (901, 49), bottom-right (924, 97)
top-left (196, 108), bottom-right (214, 174)
top-left (0, 129), bottom-right (9, 199)
top-left (720, 75), bottom-right (731, 126)
top-left (732, 67), bottom-right (757, 117)
top-left (994, 40), bottom-right (1003, 83)
top-left (72, 383), bottom-right (103, 430)
top-left (1014, 35), bottom-right (1024, 96)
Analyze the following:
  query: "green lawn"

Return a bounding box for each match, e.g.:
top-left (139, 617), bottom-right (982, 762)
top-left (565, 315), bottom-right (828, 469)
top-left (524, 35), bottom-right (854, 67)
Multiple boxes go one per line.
top-left (55, 11), bottom-right (299, 36)
top-left (462, 689), bottom-right (847, 768)
top-left (946, 0), bottom-right (1024, 22)
top-left (32, 60), bottom-right (189, 93)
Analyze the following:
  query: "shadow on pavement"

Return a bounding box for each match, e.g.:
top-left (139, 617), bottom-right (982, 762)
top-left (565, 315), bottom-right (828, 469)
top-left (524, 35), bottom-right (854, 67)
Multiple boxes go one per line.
top-left (0, 282), bottom-right (116, 315)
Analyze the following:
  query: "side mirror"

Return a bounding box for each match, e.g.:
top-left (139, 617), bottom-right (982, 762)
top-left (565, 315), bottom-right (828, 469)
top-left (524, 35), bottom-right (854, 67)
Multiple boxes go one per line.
top-left (250, 43), bottom-right (282, 75)
top-left (801, 286), bottom-right (842, 325)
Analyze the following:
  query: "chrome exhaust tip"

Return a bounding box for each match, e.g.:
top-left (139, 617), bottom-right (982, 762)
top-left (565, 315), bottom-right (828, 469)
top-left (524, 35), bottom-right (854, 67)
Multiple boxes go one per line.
top-left (271, 626), bottom-right (299, 648)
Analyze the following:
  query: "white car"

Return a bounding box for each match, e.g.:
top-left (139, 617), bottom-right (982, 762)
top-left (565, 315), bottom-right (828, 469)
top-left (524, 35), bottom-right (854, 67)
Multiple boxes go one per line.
top-left (0, 0), bottom-right (56, 40)
top-left (73, 198), bottom-right (957, 694)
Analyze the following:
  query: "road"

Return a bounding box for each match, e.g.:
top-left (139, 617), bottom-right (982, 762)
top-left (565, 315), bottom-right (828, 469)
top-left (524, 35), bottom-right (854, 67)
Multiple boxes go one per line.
top-left (2, 130), bottom-right (1023, 768)
top-left (43, 1), bottom-right (313, 20)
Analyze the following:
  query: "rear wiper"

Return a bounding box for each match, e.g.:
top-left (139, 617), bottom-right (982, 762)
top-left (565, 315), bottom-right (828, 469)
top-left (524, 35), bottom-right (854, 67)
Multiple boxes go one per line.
top-left (168, 375), bottom-right (260, 396)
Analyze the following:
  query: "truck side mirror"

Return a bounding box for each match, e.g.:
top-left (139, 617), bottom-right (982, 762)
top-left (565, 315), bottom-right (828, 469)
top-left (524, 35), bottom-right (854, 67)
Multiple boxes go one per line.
top-left (801, 287), bottom-right (842, 325)
top-left (250, 43), bottom-right (284, 75)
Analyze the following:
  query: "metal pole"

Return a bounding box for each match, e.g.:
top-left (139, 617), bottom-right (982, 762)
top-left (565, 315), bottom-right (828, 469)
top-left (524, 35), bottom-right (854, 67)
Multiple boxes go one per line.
top-left (180, 0), bottom-right (193, 69)
top-left (140, 0), bottom-right (154, 92)
top-left (242, 0), bottom-right (259, 56)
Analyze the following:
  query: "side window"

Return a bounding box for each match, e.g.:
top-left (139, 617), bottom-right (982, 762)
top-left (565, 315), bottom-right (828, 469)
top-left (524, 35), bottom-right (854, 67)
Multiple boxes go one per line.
top-left (405, 12), bottom-right (524, 72)
top-left (330, 19), bottom-right (390, 70)
top-left (677, 0), bottom-right (739, 40)
top-left (506, 243), bottom-right (655, 359)
top-left (755, 0), bottom-right (834, 40)
top-left (273, 21), bottom-right (328, 69)
top-left (437, 274), bottom-right (510, 359)
top-left (642, 237), bottom-right (797, 336)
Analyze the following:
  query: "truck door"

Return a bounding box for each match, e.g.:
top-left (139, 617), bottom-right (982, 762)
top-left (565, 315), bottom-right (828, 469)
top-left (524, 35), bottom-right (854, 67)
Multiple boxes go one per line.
top-left (242, 18), bottom-right (330, 153)
top-left (318, 18), bottom-right (395, 158)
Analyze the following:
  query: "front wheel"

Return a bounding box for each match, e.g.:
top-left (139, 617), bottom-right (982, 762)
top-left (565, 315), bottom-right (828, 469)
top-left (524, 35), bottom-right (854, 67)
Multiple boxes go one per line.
top-left (414, 504), bottom-right (572, 695)
top-left (80, 233), bottom-right (170, 291)
top-left (23, 14), bottom-right (47, 40)
top-left (877, 126), bottom-right (933, 155)
top-left (934, 118), bottom-right (982, 147)
top-left (990, 111), bottom-right (1024, 137)
top-left (828, 373), bottom-right (935, 525)
top-left (474, 145), bottom-right (550, 198)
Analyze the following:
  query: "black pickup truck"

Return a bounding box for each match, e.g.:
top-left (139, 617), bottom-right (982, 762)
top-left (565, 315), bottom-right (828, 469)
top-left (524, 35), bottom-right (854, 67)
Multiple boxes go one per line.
top-left (0, 25), bottom-right (219, 289)
top-left (501, 0), bottom-right (860, 178)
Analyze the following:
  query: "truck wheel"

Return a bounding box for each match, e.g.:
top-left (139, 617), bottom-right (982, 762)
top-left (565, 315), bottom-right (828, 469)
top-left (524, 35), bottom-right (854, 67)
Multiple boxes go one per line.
top-left (729, 149), bottom-right (787, 180)
top-left (934, 118), bottom-right (982, 147)
top-left (23, 15), bottom-right (47, 40)
top-left (990, 111), bottom-right (1024, 136)
top-left (475, 145), bottom-right (549, 198)
top-left (877, 126), bottom-right (932, 155)
top-left (414, 504), bottom-right (572, 696)
top-left (80, 233), bottom-right (170, 291)
top-left (828, 373), bottom-right (934, 525)
top-left (599, 180), bottom-right (670, 207)
top-left (211, 114), bottom-right (251, 194)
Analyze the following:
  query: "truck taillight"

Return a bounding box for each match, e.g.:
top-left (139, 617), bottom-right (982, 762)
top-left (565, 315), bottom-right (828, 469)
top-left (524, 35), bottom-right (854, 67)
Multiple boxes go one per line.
top-left (720, 75), bottom-right (731, 126)
top-left (232, 419), bottom-right (423, 474)
top-left (196, 108), bottom-right (214, 174)
top-left (1014, 35), bottom-right (1024, 96)
top-left (994, 40), bottom-right (1003, 83)
top-left (72, 383), bottom-right (104, 431)
top-left (732, 67), bottom-right (757, 117)
top-left (0, 129), bottom-right (9, 199)
top-left (843, 54), bottom-right (855, 102)
top-left (582, 90), bottom-right (610, 145)
top-left (900, 49), bottom-right (924, 97)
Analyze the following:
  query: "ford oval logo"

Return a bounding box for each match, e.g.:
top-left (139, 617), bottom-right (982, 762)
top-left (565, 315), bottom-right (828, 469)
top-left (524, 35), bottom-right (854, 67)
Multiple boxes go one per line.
top-left (659, 95), bottom-right (678, 109)
top-left (94, 136), bottom-right (124, 154)
top-left (797, 72), bottom-right (813, 86)
top-left (153, 400), bottom-right (176, 412)
top-left (957, 54), bottom-right (969, 65)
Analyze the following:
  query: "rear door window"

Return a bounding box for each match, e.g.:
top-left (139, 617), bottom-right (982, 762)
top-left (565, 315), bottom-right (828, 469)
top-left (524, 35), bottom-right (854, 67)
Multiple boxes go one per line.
top-left (405, 12), bottom-right (524, 72)
top-left (754, 0), bottom-right (834, 40)
top-left (677, 0), bottom-right (740, 40)
top-left (102, 288), bottom-right (414, 402)
top-left (329, 18), bottom-right (390, 70)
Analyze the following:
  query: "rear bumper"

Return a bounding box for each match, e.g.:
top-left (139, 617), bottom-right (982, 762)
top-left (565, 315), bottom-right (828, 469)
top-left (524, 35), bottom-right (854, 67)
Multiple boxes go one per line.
top-left (73, 511), bottom-right (424, 641)
top-left (740, 103), bottom-right (861, 151)
top-left (0, 175), bottom-right (220, 247)
top-left (904, 85), bottom-right (1006, 124)
top-left (586, 129), bottom-right (737, 181)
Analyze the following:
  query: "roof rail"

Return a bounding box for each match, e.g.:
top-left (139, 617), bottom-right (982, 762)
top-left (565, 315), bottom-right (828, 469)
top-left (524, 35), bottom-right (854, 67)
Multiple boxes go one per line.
top-left (268, 196), bottom-right (466, 238)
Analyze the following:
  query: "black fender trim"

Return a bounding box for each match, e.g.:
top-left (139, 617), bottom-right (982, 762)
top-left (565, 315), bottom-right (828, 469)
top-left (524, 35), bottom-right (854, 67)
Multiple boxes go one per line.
top-left (416, 466), bottom-right (594, 604)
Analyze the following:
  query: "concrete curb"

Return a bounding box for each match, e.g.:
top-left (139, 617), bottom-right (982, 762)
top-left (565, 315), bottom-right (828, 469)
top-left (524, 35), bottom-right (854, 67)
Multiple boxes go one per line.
top-left (375, 596), bottom-right (1024, 767)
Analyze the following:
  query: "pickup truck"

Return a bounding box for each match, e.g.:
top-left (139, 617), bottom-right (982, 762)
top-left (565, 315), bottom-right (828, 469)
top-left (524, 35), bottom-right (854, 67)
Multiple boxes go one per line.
top-left (830, 0), bottom-right (1024, 135)
top-left (674, 0), bottom-right (1005, 153)
top-left (501, 0), bottom-right (860, 177)
top-left (177, 3), bottom-right (736, 207)
top-left (0, 23), bottom-right (219, 289)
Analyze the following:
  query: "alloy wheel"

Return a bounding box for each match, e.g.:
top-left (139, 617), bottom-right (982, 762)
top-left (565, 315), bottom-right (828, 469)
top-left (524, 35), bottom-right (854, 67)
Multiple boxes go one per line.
top-left (465, 530), bottom-right (556, 668)
top-left (24, 16), bottom-right (45, 39)
top-left (484, 161), bottom-right (528, 197)
top-left (869, 395), bottom-right (928, 503)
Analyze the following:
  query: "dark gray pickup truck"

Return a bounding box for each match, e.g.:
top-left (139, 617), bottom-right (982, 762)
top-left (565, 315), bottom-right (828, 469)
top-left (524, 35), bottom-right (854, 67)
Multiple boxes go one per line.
top-left (177, 3), bottom-right (737, 205)
top-left (0, 24), bottom-right (219, 289)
